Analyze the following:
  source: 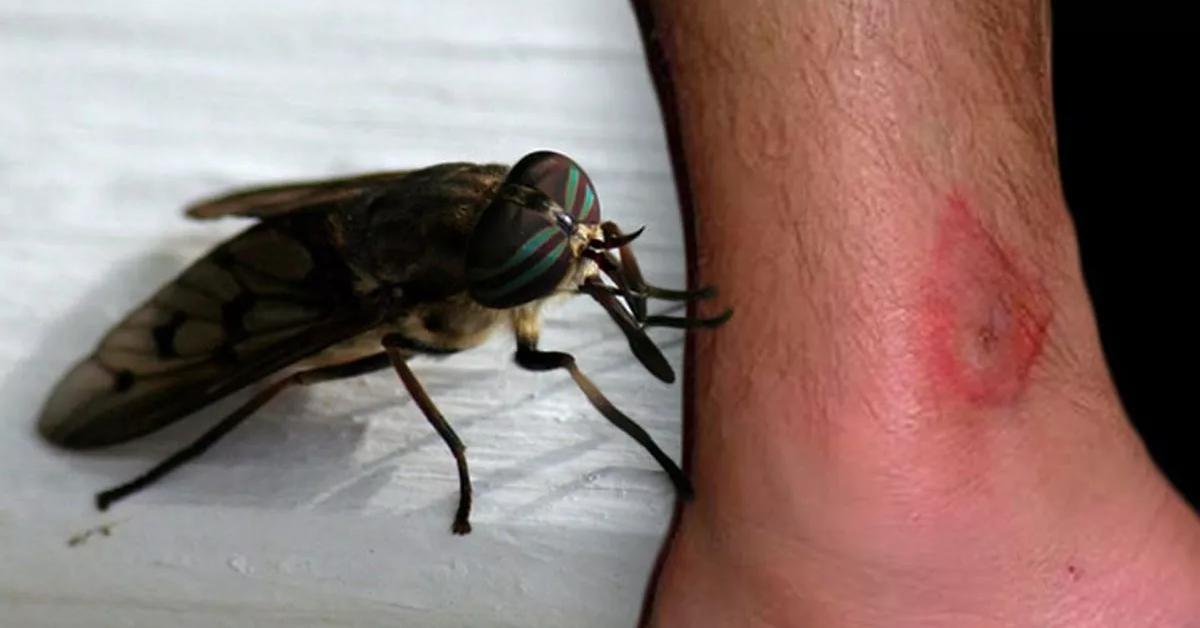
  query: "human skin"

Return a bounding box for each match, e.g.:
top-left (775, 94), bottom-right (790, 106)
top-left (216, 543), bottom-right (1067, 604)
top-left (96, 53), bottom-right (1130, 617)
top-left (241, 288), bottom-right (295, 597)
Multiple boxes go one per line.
top-left (631, 1), bottom-right (1200, 626)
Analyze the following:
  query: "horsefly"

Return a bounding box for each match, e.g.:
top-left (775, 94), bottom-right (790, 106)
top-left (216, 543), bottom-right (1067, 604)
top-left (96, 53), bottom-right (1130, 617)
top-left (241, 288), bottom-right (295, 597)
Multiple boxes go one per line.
top-left (38, 151), bottom-right (731, 534)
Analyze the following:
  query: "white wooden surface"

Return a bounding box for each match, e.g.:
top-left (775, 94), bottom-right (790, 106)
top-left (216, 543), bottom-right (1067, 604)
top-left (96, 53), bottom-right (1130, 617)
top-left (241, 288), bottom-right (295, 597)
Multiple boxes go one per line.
top-left (0, 2), bottom-right (687, 626)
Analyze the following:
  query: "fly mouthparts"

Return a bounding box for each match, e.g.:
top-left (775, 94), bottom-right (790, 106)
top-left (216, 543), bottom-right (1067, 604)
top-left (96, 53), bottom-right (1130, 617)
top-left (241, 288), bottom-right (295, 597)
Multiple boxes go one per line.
top-left (581, 279), bottom-right (675, 384)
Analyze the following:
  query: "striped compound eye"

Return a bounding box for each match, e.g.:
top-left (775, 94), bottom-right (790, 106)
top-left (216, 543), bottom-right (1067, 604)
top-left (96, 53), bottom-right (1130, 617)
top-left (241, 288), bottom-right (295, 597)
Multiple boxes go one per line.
top-left (509, 151), bottom-right (601, 225)
top-left (465, 152), bottom-right (599, 308)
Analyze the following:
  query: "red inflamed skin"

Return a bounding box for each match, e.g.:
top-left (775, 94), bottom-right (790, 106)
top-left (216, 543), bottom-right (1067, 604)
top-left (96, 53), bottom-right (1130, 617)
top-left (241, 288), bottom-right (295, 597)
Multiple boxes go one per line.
top-left (917, 194), bottom-right (1052, 409)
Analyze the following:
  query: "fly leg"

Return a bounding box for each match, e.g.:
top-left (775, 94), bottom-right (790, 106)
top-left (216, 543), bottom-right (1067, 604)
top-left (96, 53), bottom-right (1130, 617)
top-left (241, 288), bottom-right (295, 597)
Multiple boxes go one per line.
top-left (96, 353), bottom-right (392, 511)
top-left (381, 335), bottom-right (473, 535)
top-left (513, 338), bottom-right (693, 499)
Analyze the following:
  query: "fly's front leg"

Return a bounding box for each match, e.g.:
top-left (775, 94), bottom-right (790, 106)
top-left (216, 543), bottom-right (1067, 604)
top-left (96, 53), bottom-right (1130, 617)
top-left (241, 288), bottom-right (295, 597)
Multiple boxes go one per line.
top-left (511, 329), bottom-right (693, 499)
top-left (381, 334), bottom-right (473, 535)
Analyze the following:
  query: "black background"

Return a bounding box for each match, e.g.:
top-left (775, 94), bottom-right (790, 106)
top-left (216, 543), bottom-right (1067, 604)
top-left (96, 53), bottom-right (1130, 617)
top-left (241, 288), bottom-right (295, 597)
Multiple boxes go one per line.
top-left (1052, 4), bottom-right (1197, 510)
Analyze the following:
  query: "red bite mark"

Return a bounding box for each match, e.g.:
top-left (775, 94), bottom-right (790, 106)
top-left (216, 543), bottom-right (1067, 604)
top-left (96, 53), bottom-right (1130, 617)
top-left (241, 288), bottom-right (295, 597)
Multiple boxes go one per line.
top-left (916, 195), bottom-right (1052, 407)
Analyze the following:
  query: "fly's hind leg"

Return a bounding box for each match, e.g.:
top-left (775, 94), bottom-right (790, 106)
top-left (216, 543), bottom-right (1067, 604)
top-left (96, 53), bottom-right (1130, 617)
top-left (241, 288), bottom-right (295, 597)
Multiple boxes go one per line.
top-left (96, 353), bottom-right (392, 511)
top-left (381, 335), bottom-right (473, 535)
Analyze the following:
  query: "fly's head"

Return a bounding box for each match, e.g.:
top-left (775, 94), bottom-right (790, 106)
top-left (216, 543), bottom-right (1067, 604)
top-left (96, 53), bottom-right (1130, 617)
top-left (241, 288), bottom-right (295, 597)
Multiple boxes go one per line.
top-left (467, 151), bottom-right (730, 385)
top-left (465, 151), bottom-right (609, 309)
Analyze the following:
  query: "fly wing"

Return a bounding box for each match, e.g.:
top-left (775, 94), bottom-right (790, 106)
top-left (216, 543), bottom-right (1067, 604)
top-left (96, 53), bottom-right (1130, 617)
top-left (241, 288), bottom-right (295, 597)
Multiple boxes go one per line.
top-left (38, 221), bottom-right (385, 449)
top-left (185, 170), bottom-right (413, 220)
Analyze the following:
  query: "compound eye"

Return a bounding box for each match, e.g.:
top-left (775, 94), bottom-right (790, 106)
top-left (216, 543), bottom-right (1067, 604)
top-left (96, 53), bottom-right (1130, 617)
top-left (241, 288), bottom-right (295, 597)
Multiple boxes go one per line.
top-left (507, 151), bottom-right (601, 225)
top-left (466, 189), bottom-right (573, 309)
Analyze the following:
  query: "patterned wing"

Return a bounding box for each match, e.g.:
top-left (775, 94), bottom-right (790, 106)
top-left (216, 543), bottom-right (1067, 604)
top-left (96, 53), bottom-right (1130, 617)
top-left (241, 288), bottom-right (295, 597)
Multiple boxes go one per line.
top-left (185, 170), bottom-right (412, 220)
top-left (38, 220), bottom-right (385, 449)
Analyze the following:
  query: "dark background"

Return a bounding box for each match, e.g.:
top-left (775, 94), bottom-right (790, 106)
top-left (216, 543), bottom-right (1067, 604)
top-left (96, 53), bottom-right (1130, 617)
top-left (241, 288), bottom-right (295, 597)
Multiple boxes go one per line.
top-left (1052, 5), bottom-right (1197, 509)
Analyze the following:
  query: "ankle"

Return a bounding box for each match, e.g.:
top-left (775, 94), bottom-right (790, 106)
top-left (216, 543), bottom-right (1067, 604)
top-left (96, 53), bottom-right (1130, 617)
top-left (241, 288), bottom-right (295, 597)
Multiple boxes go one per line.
top-left (654, 466), bottom-right (1200, 627)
